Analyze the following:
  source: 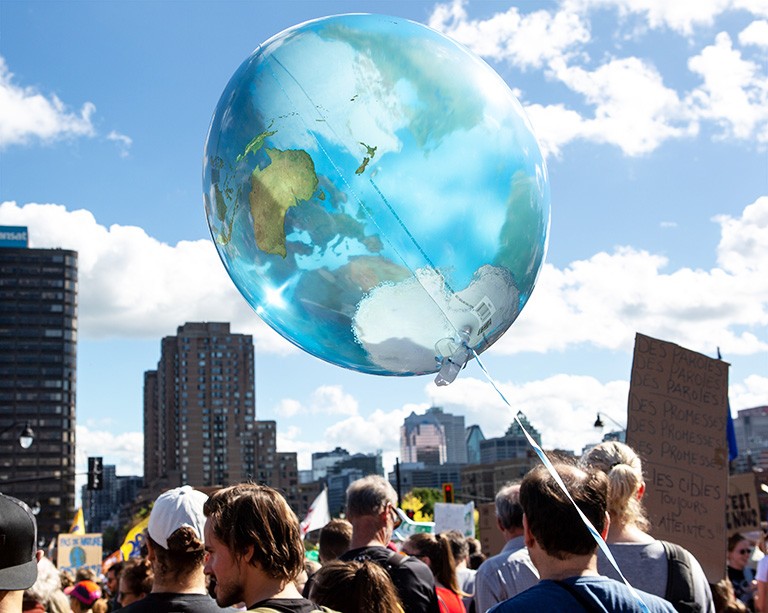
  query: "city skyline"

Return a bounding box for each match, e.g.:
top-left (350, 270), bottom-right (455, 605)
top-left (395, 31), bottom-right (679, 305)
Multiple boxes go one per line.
top-left (0, 0), bottom-right (765, 491)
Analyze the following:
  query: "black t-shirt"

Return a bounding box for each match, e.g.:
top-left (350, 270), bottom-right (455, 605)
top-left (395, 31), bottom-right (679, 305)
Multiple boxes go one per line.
top-left (247, 597), bottom-right (318, 612)
top-left (119, 592), bottom-right (225, 612)
top-left (340, 546), bottom-right (440, 613)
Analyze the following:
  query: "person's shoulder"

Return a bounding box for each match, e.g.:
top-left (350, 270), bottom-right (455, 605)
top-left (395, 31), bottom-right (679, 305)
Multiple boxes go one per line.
top-left (573, 576), bottom-right (676, 612)
top-left (339, 545), bottom-right (391, 562)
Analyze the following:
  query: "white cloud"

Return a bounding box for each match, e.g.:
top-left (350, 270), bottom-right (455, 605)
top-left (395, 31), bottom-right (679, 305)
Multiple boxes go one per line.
top-left (428, 2), bottom-right (767, 156)
top-left (739, 19), bottom-right (768, 46)
top-left (730, 375), bottom-right (768, 412)
top-left (75, 425), bottom-right (143, 480)
top-left (107, 130), bottom-right (133, 158)
top-left (271, 386), bottom-right (359, 419)
top-left (564, 0), bottom-right (768, 36)
top-left (428, 0), bottom-right (590, 68)
top-left (426, 374), bottom-right (630, 452)
top-left (548, 56), bottom-right (696, 155)
top-left (496, 196), bottom-right (768, 357)
top-left (0, 200), bottom-right (295, 355)
top-left (715, 196), bottom-right (768, 274)
top-left (3, 194), bottom-right (765, 362)
top-left (0, 57), bottom-right (96, 148)
top-left (687, 32), bottom-right (768, 143)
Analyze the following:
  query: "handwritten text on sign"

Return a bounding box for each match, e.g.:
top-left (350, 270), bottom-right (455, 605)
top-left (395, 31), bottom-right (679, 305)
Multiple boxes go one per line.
top-left (626, 333), bottom-right (728, 583)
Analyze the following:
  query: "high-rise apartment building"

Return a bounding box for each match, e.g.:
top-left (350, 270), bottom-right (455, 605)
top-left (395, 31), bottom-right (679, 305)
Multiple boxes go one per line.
top-left (401, 406), bottom-right (467, 465)
top-left (143, 323), bottom-right (300, 509)
top-left (144, 322), bottom-right (255, 490)
top-left (0, 227), bottom-right (78, 545)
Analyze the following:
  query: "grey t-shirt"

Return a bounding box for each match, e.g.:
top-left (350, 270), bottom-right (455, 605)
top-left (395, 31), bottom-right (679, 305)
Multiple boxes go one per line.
top-left (597, 540), bottom-right (714, 613)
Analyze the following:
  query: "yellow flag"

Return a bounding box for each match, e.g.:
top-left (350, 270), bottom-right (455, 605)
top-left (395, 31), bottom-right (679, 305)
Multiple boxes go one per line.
top-left (120, 516), bottom-right (149, 560)
top-left (69, 508), bottom-right (85, 534)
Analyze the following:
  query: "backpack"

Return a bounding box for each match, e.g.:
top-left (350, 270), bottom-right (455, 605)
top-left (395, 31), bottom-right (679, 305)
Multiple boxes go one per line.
top-left (660, 540), bottom-right (702, 613)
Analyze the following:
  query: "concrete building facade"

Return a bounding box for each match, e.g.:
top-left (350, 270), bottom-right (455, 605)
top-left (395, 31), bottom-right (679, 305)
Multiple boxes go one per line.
top-left (0, 232), bottom-right (78, 545)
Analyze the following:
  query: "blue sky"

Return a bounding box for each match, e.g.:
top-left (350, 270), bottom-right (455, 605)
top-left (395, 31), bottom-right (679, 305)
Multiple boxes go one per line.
top-left (1, 0), bottom-right (766, 490)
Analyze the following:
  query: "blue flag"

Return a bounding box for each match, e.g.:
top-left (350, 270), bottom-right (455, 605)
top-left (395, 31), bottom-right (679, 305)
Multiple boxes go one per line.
top-left (718, 348), bottom-right (738, 461)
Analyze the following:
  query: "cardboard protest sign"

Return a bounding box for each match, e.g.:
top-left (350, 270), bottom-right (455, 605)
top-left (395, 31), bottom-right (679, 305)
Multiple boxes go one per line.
top-left (434, 501), bottom-right (475, 537)
top-left (57, 533), bottom-right (103, 575)
top-left (478, 502), bottom-right (506, 557)
top-left (727, 473), bottom-right (761, 536)
top-left (626, 333), bottom-right (729, 583)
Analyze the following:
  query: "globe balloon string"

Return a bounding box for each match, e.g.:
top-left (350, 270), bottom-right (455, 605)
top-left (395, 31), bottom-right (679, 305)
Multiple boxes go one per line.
top-left (471, 350), bottom-right (652, 613)
top-left (203, 13), bottom-right (551, 377)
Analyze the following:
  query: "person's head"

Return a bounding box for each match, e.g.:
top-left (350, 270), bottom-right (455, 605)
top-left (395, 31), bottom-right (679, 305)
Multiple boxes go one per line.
top-left (74, 568), bottom-right (97, 583)
top-left (495, 483), bottom-right (524, 534)
top-left (0, 493), bottom-right (39, 598)
top-left (710, 578), bottom-right (749, 613)
top-left (65, 580), bottom-right (102, 612)
top-left (318, 519), bottom-right (353, 563)
top-left (295, 559), bottom-right (321, 594)
top-left (727, 533), bottom-right (754, 571)
top-left (442, 530), bottom-right (470, 567)
top-left (23, 555), bottom-right (61, 608)
top-left (401, 533), bottom-right (459, 594)
top-left (309, 560), bottom-right (403, 613)
top-left (580, 441), bottom-right (649, 531)
top-left (345, 475), bottom-right (398, 519)
top-left (344, 476), bottom-right (401, 545)
top-left (520, 463), bottom-right (608, 560)
top-left (203, 483), bottom-right (305, 607)
top-left (118, 558), bottom-right (152, 606)
top-left (146, 485), bottom-right (209, 584)
top-left (105, 562), bottom-right (123, 597)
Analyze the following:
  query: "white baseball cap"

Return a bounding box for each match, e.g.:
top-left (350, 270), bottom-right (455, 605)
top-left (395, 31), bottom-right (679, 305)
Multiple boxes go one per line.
top-left (148, 485), bottom-right (208, 549)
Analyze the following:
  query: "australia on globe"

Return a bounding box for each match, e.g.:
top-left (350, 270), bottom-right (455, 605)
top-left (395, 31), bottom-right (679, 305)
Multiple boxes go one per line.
top-left (203, 13), bottom-right (550, 378)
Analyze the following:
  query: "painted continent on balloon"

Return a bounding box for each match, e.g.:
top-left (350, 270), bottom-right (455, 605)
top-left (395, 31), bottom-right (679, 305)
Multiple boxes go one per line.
top-left (250, 148), bottom-right (319, 257)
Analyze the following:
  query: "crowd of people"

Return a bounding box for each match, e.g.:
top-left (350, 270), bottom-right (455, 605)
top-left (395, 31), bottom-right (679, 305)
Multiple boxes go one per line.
top-left (0, 441), bottom-right (763, 612)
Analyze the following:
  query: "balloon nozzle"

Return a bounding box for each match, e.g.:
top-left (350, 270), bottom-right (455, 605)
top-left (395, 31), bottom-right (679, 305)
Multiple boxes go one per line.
top-left (434, 326), bottom-right (472, 386)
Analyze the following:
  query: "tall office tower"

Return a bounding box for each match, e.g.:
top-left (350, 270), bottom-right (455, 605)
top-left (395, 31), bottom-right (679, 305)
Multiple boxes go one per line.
top-left (143, 322), bottom-right (255, 491)
top-left (0, 227), bottom-right (78, 546)
top-left (480, 411), bottom-right (542, 464)
top-left (465, 424), bottom-right (486, 465)
top-left (400, 406), bottom-right (467, 465)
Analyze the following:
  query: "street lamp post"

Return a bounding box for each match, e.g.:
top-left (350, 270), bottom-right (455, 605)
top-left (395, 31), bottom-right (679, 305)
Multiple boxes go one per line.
top-left (593, 412), bottom-right (626, 431)
top-left (0, 421), bottom-right (35, 449)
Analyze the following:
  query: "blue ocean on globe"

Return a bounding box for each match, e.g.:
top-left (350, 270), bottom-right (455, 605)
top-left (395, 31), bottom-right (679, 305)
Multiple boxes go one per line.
top-left (203, 13), bottom-right (550, 377)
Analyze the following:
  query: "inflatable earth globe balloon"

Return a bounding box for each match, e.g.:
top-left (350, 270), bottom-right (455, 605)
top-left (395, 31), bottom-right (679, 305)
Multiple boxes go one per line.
top-left (203, 13), bottom-right (550, 379)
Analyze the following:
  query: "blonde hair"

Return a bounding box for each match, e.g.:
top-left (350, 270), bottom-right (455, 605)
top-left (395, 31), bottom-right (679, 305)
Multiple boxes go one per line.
top-left (580, 441), bottom-right (649, 531)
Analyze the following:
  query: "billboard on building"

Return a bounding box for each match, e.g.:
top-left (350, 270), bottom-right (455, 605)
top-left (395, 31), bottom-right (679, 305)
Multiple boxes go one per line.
top-left (0, 226), bottom-right (29, 248)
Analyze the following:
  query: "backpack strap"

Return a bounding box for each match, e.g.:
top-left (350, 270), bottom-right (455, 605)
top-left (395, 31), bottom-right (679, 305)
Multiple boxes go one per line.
top-left (660, 540), bottom-right (701, 613)
top-left (386, 550), bottom-right (408, 569)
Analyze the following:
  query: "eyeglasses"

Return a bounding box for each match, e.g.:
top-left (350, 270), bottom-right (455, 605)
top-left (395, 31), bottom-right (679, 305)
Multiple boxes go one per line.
top-left (389, 505), bottom-right (402, 529)
top-left (739, 548), bottom-right (753, 555)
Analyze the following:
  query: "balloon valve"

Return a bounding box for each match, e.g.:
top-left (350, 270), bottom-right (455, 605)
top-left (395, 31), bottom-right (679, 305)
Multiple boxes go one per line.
top-left (434, 327), bottom-right (472, 387)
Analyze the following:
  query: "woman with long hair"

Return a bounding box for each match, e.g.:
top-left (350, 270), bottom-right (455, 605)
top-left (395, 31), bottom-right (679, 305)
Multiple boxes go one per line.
top-left (309, 560), bottom-right (403, 613)
top-left (401, 533), bottom-right (466, 613)
top-left (580, 441), bottom-right (715, 612)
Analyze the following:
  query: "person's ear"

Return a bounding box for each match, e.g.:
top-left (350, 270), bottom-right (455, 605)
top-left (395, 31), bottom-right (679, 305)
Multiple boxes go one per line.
top-left (522, 514), bottom-right (535, 549)
top-left (35, 549), bottom-right (43, 563)
top-left (146, 538), bottom-right (156, 562)
top-left (601, 512), bottom-right (610, 540)
top-left (636, 482), bottom-right (646, 500)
